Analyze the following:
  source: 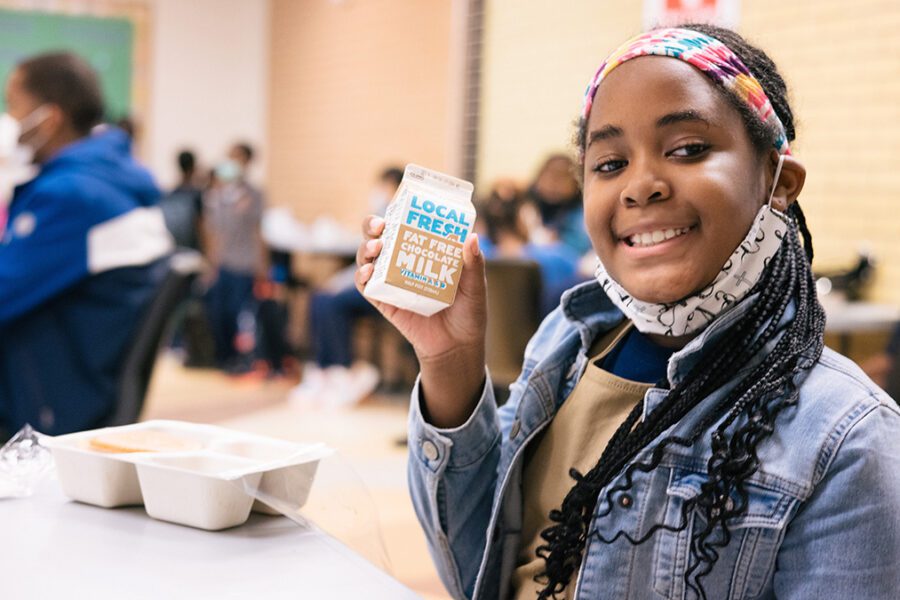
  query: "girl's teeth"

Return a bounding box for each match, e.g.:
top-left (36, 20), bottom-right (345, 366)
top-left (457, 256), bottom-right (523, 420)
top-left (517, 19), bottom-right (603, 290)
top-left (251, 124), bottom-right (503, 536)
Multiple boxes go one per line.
top-left (629, 227), bottom-right (689, 247)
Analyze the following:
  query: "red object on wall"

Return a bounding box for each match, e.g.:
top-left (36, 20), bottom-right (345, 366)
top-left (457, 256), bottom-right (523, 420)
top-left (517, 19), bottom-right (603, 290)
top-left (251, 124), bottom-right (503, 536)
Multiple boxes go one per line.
top-left (666, 0), bottom-right (717, 10)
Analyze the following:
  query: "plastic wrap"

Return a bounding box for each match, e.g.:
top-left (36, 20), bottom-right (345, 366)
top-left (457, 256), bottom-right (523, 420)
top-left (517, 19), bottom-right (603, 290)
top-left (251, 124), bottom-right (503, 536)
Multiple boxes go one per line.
top-left (0, 424), bottom-right (54, 498)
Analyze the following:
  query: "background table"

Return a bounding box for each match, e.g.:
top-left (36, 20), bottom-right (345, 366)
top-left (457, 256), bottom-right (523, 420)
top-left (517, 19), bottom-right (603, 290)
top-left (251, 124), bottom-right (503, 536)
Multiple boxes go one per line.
top-left (821, 297), bottom-right (900, 355)
top-left (2, 479), bottom-right (421, 599)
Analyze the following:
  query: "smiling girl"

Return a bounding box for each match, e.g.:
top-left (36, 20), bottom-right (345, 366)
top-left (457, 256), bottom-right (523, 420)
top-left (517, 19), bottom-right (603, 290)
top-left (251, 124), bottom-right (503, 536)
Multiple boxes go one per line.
top-left (355, 23), bottom-right (900, 600)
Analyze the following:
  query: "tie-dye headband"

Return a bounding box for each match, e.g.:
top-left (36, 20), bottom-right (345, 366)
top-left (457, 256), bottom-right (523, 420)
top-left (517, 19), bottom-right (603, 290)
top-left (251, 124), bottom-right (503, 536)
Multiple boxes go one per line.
top-left (582, 27), bottom-right (790, 155)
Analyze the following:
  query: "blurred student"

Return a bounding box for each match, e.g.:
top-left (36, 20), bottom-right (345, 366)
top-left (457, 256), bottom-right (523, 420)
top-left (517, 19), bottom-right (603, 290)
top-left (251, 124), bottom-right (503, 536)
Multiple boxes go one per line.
top-left (159, 149), bottom-right (204, 251)
top-left (253, 250), bottom-right (298, 378)
top-left (202, 142), bottom-right (267, 372)
top-left (861, 323), bottom-right (900, 391)
top-left (0, 52), bottom-right (173, 437)
top-left (290, 167), bottom-right (403, 407)
top-left (524, 153), bottom-right (592, 255)
top-left (480, 185), bottom-right (582, 316)
top-left (158, 149), bottom-right (213, 362)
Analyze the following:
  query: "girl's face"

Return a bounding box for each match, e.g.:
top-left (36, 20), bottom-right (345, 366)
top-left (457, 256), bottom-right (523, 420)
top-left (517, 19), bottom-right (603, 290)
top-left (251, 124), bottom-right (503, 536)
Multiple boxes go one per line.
top-left (583, 56), bottom-right (769, 304)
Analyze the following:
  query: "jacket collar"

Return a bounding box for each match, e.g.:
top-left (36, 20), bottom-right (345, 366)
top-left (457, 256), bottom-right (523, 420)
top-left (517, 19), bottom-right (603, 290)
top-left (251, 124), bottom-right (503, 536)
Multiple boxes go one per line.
top-left (560, 280), bottom-right (772, 391)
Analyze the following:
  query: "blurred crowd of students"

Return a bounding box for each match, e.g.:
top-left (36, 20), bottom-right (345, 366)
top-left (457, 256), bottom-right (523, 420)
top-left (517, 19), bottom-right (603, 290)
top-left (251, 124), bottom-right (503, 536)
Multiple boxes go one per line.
top-left (4, 51), bottom-right (897, 440)
top-left (157, 142), bottom-right (283, 376)
top-left (156, 147), bottom-right (599, 410)
top-left (290, 155), bottom-right (597, 407)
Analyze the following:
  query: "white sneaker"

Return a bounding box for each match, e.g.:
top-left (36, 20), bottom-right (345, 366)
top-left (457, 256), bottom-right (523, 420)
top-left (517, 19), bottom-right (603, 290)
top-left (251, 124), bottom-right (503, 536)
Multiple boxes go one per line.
top-left (321, 366), bottom-right (355, 409)
top-left (348, 361), bottom-right (380, 401)
top-left (288, 363), bottom-right (327, 408)
top-left (321, 363), bottom-right (380, 409)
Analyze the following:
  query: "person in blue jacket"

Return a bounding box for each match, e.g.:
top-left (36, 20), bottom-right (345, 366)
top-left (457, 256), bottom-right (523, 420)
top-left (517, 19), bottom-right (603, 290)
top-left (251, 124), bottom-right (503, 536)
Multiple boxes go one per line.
top-left (0, 52), bottom-right (173, 438)
top-left (524, 154), bottom-right (592, 256)
top-left (355, 24), bottom-right (900, 600)
top-left (478, 185), bottom-right (584, 317)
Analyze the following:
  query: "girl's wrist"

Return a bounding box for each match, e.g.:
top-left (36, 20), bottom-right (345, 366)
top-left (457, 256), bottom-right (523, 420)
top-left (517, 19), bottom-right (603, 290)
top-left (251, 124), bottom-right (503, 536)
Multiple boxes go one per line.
top-left (418, 345), bottom-right (486, 428)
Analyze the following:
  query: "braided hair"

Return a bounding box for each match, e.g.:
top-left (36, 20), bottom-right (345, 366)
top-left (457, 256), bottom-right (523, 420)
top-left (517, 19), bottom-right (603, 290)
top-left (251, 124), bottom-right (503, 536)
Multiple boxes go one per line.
top-left (535, 24), bottom-right (826, 599)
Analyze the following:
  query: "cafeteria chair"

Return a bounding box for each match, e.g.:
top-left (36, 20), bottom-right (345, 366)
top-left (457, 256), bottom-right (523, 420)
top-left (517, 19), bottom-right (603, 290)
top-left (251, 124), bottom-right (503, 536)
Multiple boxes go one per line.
top-left (105, 250), bottom-right (205, 426)
top-left (485, 259), bottom-right (543, 405)
top-left (885, 359), bottom-right (900, 405)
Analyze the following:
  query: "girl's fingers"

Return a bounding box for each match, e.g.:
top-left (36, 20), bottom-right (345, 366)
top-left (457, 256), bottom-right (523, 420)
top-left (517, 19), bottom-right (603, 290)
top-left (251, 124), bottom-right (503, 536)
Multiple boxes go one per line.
top-left (357, 215), bottom-right (385, 266)
top-left (355, 262), bottom-right (375, 290)
top-left (355, 238), bottom-right (383, 267)
top-left (362, 215), bottom-right (385, 238)
top-left (358, 238), bottom-right (382, 265)
top-left (457, 233), bottom-right (486, 302)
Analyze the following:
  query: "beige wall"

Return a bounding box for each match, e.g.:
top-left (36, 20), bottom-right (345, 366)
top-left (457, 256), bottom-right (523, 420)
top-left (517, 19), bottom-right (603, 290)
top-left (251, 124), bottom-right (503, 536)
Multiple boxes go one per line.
top-left (740, 0), bottom-right (900, 303)
top-left (478, 0), bottom-right (642, 190)
top-left (268, 0), bottom-right (455, 225)
top-left (147, 0), bottom-right (270, 189)
top-left (477, 0), bottom-right (900, 303)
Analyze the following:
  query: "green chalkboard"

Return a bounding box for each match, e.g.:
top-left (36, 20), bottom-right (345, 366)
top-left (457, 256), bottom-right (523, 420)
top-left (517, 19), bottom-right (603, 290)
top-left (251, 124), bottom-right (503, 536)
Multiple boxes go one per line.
top-left (0, 8), bottom-right (133, 119)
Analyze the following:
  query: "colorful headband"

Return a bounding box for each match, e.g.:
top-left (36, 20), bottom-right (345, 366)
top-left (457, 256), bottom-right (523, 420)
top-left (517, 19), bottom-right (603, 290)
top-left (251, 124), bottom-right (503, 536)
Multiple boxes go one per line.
top-left (582, 27), bottom-right (790, 155)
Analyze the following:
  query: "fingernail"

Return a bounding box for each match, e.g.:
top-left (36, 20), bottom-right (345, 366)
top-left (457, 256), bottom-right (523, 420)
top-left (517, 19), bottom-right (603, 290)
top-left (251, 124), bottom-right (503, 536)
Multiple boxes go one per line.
top-left (366, 239), bottom-right (378, 253)
top-left (471, 233), bottom-right (481, 257)
top-left (371, 217), bottom-right (384, 230)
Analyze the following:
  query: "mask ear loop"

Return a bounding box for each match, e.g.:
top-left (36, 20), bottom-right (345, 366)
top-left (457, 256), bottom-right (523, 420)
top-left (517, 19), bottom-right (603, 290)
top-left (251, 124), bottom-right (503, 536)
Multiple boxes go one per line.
top-left (18, 105), bottom-right (51, 134)
top-left (767, 154), bottom-right (786, 210)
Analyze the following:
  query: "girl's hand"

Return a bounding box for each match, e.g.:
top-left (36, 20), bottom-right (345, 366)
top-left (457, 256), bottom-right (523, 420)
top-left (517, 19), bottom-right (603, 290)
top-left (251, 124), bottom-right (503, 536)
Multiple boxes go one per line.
top-left (355, 215), bottom-right (487, 427)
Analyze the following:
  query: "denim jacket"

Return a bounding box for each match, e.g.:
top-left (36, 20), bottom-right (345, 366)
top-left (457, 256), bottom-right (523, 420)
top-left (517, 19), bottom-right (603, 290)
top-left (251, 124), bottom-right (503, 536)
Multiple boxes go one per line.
top-left (407, 281), bottom-right (900, 599)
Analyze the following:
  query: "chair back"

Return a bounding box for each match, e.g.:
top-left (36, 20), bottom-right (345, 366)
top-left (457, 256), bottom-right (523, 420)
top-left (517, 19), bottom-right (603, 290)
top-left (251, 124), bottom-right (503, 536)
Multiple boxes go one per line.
top-left (485, 259), bottom-right (543, 400)
top-left (107, 250), bottom-right (204, 426)
top-left (159, 189), bottom-right (201, 250)
top-left (885, 359), bottom-right (900, 405)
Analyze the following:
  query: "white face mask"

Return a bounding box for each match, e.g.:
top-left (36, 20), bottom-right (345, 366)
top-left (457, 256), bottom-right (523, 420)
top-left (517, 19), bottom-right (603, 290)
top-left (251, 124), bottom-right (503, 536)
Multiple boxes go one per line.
top-left (0, 107), bottom-right (49, 206)
top-left (215, 159), bottom-right (242, 184)
top-left (595, 155), bottom-right (790, 337)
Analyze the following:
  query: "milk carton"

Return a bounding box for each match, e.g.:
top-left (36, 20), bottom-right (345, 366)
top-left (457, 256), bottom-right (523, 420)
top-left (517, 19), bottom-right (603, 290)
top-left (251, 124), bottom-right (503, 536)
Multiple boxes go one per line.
top-left (364, 164), bottom-right (476, 316)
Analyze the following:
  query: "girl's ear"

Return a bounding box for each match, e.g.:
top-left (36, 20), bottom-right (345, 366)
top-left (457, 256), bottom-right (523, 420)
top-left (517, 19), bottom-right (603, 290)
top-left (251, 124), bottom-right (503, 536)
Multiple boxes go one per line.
top-left (767, 150), bottom-right (806, 211)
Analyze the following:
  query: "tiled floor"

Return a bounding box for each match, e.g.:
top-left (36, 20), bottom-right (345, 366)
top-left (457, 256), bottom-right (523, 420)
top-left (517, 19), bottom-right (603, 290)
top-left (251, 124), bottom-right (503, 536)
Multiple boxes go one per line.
top-left (143, 354), bottom-right (450, 600)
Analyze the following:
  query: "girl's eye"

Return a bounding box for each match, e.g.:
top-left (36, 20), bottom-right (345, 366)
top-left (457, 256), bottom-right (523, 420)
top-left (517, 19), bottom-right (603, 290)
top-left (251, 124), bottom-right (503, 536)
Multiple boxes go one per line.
top-left (592, 159), bottom-right (627, 174)
top-left (669, 143), bottom-right (711, 158)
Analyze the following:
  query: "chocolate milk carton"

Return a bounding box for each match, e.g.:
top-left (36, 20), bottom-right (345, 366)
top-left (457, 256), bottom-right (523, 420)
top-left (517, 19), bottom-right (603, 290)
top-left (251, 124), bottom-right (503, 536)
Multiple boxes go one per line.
top-left (364, 164), bottom-right (475, 316)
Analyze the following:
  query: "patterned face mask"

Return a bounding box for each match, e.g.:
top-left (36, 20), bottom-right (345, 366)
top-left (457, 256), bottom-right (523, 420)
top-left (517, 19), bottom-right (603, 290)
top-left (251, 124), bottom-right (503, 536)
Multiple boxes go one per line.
top-left (595, 156), bottom-right (789, 337)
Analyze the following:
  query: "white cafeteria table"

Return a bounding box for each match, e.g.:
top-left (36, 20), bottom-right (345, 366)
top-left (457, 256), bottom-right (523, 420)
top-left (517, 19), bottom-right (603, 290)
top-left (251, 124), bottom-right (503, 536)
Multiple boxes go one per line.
top-left (2, 479), bottom-right (421, 599)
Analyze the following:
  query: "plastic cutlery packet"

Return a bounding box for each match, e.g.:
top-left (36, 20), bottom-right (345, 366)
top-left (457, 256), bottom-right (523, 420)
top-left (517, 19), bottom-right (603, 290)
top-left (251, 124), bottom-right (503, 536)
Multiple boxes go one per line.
top-left (46, 420), bottom-right (332, 530)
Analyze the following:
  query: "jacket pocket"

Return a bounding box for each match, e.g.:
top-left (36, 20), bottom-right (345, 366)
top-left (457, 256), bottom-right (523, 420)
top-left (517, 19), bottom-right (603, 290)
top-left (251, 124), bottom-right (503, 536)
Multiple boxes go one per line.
top-left (653, 467), bottom-right (798, 600)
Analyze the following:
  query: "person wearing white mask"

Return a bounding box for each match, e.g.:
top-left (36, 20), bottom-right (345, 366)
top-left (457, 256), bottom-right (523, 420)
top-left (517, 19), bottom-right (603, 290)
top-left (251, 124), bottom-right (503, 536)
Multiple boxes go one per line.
top-left (201, 141), bottom-right (267, 372)
top-left (0, 107), bottom-right (42, 229)
top-left (0, 52), bottom-right (173, 439)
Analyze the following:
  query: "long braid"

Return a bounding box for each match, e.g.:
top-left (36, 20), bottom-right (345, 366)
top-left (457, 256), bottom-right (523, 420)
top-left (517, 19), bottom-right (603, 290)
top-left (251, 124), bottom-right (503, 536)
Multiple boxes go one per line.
top-left (536, 24), bottom-right (826, 599)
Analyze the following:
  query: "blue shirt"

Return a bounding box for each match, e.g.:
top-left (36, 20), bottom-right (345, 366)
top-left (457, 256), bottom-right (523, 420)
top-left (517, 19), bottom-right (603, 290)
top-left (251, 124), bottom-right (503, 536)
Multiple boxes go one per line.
top-left (599, 327), bottom-right (674, 384)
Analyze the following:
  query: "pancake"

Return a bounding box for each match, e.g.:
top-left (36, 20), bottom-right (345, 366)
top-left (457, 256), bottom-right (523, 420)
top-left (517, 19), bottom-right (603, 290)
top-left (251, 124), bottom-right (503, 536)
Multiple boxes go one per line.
top-left (88, 429), bottom-right (204, 453)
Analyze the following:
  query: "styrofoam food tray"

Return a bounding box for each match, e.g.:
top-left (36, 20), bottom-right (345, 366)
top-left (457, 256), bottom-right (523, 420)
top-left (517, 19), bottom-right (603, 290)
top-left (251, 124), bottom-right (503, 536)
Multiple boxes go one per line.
top-left (47, 420), bottom-right (331, 530)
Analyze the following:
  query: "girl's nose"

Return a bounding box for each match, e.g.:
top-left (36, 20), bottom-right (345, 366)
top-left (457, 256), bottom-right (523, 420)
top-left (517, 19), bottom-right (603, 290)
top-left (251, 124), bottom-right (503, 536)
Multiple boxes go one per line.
top-left (619, 164), bottom-right (671, 207)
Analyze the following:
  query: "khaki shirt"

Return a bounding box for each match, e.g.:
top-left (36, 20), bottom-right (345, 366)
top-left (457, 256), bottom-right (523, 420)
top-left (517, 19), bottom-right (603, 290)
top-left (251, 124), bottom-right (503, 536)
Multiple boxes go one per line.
top-left (511, 322), bottom-right (652, 599)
